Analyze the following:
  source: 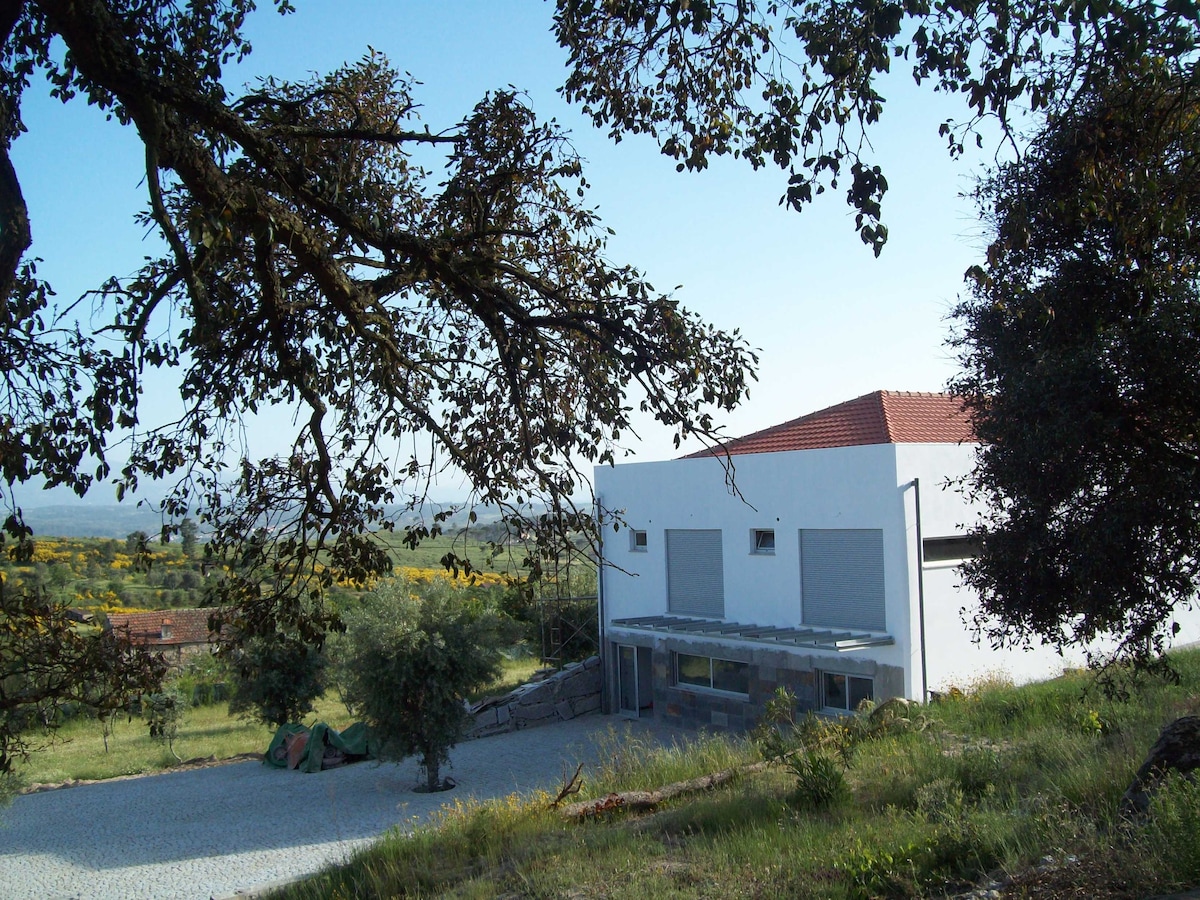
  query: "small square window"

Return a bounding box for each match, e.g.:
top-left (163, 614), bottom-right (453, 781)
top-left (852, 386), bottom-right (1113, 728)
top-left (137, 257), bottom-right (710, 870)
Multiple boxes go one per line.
top-left (629, 529), bottom-right (648, 552)
top-left (752, 528), bottom-right (775, 554)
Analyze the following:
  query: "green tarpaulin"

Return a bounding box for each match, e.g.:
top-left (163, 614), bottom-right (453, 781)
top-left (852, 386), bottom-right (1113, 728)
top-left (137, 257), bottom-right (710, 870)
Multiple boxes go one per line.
top-left (264, 721), bottom-right (374, 772)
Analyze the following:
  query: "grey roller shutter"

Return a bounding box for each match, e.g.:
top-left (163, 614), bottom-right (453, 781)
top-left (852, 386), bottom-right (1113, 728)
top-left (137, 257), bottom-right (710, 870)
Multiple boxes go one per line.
top-left (666, 529), bottom-right (724, 617)
top-left (800, 529), bottom-right (885, 630)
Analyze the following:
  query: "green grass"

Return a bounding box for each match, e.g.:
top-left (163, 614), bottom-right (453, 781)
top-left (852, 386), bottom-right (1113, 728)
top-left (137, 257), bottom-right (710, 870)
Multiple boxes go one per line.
top-left (465, 656), bottom-right (543, 702)
top-left (272, 649), bottom-right (1200, 900)
top-left (15, 693), bottom-right (356, 785)
top-left (14, 656), bottom-right (542, 786)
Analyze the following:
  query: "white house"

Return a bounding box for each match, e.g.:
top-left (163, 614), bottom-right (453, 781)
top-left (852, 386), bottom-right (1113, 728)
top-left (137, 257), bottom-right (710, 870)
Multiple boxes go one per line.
top-left (594, 390), bottom-right (1108, 730)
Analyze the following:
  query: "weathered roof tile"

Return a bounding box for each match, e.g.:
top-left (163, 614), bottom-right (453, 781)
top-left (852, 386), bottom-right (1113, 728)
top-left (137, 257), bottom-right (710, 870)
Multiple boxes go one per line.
top-left (685, 391), bottom-right (973, 458)
top-left (107, 608), bottom-right (220, 647)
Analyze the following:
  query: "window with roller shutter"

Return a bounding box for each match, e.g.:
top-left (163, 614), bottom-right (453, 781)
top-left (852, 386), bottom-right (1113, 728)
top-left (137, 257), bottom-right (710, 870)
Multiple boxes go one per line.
top-left (800, 528), bottom-right (885, 631)
top-left (665, 528), bottom-right (724, 618)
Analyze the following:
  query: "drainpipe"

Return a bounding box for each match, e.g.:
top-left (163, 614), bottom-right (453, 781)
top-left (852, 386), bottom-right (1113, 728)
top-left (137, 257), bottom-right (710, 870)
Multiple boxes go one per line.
top-left (910, 478), bottom-right (929, 704)
top-left (594, 493), bottom-right (608, 714)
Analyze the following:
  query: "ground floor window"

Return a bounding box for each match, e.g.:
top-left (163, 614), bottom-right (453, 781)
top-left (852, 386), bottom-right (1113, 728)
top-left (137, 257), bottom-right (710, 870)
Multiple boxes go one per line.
top-left (674, 652), bottom-right (750, 696)
top-left (821, 672), bottom-right (873, 713)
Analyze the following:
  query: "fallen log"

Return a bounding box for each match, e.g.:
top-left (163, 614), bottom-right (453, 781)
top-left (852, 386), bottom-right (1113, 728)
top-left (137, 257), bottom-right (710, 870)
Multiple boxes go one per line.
top-left (559, 760), bottom-right (771, 819)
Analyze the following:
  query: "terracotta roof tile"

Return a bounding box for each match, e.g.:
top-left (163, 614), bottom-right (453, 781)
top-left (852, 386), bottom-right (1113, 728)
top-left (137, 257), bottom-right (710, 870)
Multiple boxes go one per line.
top-left (686, 391), bottom-right (974, 458)
top-left (107, 608), bottom-right (221, 647)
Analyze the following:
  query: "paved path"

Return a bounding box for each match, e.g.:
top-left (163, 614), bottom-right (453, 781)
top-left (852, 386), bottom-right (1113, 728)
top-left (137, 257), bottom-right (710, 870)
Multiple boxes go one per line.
top-left (0, 715), bottom-right (658, 900)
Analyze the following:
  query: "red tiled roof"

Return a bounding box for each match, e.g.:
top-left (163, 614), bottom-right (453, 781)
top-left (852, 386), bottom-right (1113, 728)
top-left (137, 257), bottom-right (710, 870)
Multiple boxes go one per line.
top-left (107, 608), bottom-right (220, 647)
top-left (686, 391), bottom-right (974, 458)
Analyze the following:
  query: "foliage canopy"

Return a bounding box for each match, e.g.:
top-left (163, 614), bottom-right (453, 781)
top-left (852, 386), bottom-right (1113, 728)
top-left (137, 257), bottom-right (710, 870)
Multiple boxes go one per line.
top-left (556, 0), bottom-right (1200, 254)
top-left (0, 1), bottom-right (756, 663)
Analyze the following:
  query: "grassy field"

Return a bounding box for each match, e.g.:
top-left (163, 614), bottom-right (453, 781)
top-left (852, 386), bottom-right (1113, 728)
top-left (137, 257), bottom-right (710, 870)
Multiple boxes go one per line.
top-left (15, 657), bottom-right (542, 786)
top-left (384, 532), bottom-right (522, 574)
top-left (16, 694), bottom-right (356, 786)
top-left (272, 651), bottom-right (1200, 899)
top-left (385, 532), bottom-right (598, 597)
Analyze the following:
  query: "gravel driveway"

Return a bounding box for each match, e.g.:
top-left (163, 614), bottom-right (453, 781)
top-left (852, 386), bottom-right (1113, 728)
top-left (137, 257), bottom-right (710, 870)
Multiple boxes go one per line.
top-left (0, 714), bottom-right (651, 900)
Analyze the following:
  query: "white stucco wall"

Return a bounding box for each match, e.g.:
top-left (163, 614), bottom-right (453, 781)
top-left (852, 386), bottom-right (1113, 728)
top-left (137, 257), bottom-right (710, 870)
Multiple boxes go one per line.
top-left (596, 443), bottom-right (921, 690)
top-left (894, 443), bottom-right (1200, 692)
top-left (891, 442), bottom-right (1077, 693)
top-left (597, 440), bottom-right (1200, 705)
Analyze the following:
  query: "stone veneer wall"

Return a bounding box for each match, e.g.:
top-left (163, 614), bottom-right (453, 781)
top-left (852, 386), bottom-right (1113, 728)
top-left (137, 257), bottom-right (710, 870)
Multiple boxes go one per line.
top-left (650, 644), bottom-right (819, 731)
top-left (468, 655), bottom-right (602, 738)
top-left (608, 636), bottom-right (906, 732)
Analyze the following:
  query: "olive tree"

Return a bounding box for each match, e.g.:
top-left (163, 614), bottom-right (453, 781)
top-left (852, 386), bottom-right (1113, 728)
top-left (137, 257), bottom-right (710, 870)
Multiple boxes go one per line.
top-left (227, 631), bottom-right (327, 728)
top-left (333, 579), bottom-right (513, 792)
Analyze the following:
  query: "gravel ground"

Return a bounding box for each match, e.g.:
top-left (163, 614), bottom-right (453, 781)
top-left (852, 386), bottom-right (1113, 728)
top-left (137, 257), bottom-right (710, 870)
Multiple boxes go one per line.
top-left (0, 714), bottom-right (657, 900)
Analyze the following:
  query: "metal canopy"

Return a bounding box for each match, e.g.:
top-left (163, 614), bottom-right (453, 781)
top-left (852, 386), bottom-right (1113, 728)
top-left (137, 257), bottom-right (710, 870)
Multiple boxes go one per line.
top-left (609, 615), bottom-right (894, 652)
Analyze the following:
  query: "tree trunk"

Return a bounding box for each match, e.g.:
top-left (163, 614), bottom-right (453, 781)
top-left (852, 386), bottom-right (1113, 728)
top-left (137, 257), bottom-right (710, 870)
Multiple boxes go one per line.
top-left (423, 753), bottom-right (440, 792)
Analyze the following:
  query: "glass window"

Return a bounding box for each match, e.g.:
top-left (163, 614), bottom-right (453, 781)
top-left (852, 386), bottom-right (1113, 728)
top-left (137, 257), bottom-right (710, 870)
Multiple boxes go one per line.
top-left (922, 535), bottom-right (982, 564)
top-left (676, 653), bottom-right (711, 688)
top-left (849, 675), bottom-right (874, 710)
top-left (752, 529), bottom-right (775, 554)
top-left (822, 671), bottom-right (874, 712)
top-left (675, 653), bottom-right (749, 695)
top-left (712, 658), bottom-right (750, 694)
top-left (823, 672), bottom-right (847, 710)
top-left (630, 529), bottom-right (648, 551)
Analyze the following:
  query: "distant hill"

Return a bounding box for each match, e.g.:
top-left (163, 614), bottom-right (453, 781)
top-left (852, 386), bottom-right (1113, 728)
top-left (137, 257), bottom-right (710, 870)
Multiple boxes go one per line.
top-left (18, 500), bottom-right (546, 539)
top-left (22, 504), bottom-right (172, 539)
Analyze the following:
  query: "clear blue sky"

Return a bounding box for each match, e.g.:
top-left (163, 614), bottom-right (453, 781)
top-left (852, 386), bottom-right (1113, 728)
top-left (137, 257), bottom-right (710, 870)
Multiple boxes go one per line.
top-left (12, 1), bottom-right (993, 504)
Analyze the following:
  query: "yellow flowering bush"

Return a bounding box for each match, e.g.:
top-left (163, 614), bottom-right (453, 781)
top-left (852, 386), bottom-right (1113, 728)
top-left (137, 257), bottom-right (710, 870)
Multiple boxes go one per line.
top-left (30, 542), bottom-right (73, 564)
top-left (394, 565), bottom-right (508, 587)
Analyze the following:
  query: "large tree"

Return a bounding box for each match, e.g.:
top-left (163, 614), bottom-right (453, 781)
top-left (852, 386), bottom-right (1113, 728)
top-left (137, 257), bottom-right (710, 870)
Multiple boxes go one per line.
top-left (949, 62), bottom-right (1200, 668)
top-left (0, 2), bottom-right (756, 654)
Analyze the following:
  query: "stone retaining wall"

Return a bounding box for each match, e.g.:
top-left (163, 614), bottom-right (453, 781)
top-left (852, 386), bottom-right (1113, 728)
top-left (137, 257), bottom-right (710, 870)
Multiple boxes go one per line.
top-left (468, 655), bottom-right (602, 738)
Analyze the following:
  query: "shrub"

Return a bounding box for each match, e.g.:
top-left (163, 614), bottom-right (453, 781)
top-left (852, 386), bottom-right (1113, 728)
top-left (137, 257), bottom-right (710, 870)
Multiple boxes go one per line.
top-left (786, 751), bottom-right (848, 811)
top-left (170, 653), bottom-right (231, 707)
top-left (952, 747), bottom-right (1004, 801)
top-left (1132, 773), bottom-right (1200, 889)
top-left (144, 686), bottom-right (186, 762)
